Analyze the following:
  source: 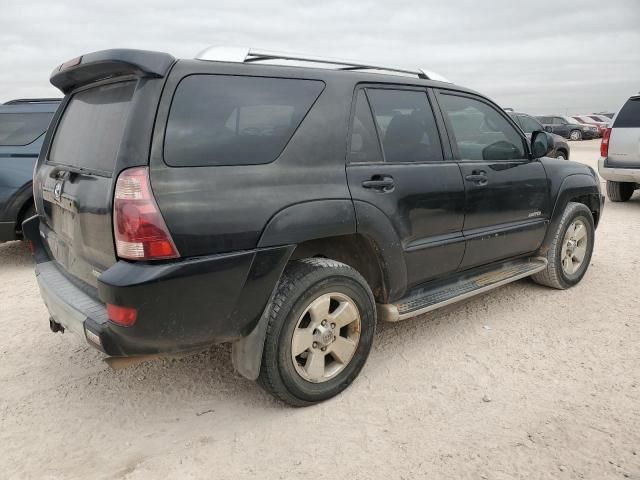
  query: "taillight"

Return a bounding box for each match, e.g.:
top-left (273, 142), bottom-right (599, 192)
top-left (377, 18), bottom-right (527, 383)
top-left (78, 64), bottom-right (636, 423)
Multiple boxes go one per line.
top-left (107, 304), bottom-right (138, 327)
top-left (113, 167), bottom-right (179, 261)
top-left (600, 128), bottom-right (611, 157)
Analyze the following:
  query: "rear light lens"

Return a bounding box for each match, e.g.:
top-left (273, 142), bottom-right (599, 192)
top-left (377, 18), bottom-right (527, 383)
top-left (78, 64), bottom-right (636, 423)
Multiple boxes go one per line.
top-left (600, 128), bottom-right (612, 157)
top-left (60, 56), bottom-right (82, 70)
top-left (113, 167), bottom-right (179, 261)
top-left (107, 304), bottom-right (138, 327)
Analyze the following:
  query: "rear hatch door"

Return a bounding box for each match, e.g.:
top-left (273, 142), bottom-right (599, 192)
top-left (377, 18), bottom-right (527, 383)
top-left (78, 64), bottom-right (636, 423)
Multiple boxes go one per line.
top-left (33, 50), bottom-right (174, 291)
top-left (608, 96), bottom-right (640, 168)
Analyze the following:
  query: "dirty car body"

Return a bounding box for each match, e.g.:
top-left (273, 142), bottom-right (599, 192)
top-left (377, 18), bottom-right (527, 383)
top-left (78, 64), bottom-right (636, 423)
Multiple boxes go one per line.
top-left (25, 48), bottom-right (603, 404)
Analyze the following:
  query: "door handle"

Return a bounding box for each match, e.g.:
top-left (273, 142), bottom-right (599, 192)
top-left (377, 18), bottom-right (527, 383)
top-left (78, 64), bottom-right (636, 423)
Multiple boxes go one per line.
top-left (465, 171), bottom-right (488, 186)
top-left (362, 176), bottom-right (394, 191)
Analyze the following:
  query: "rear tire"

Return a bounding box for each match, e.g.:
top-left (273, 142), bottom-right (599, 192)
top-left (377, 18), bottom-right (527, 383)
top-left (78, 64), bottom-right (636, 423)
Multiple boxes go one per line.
top-left (606, 181), bottom-right (635, 202)
top-left (258, 258), bottom-right (376, 407)
top-left (555, 151), bottom-right (567, 160)
top-left (532, 202), bottom-right (594, 290)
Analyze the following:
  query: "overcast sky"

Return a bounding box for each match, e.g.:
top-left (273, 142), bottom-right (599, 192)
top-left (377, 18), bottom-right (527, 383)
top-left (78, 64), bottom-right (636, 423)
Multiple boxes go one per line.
top-left (1, 0), bottom-right (638, 114)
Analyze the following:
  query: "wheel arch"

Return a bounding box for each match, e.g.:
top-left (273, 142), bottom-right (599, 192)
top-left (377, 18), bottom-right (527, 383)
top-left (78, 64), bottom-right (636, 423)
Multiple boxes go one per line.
top-left (540, 174), bottom-right (601, 252)
top-left (234, 198), bottom-right (403, 381)
top-left (1, 180), bottom-right (34, 239)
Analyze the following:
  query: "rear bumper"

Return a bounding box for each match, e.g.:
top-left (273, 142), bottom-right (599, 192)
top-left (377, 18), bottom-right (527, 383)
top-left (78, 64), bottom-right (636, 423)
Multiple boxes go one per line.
top-left (598, 158), bottom-right (640, 183)
top-left (23, 216), bottom-right (292, 357)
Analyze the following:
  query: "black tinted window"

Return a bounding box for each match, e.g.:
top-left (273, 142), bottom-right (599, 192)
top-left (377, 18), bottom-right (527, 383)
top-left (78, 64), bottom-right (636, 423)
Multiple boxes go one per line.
top-left (518, 115), bottom-right (543, 133)
top-left (349, 90), bottom-right (383, 163)
top-left (0, 112), bottom-right (53, 146)
top-left (614, 98), bottom-right (640, 128)
top-left (165, 75), bottom-right (324, 167)
top-left (537, 116), bottom-right (552, 124)
top-left (439, 94), bottom-right (525, 161)
top-left (49, 81), bottom-right (135, 172)
top-left (367, 89), bottom-right (443, 163)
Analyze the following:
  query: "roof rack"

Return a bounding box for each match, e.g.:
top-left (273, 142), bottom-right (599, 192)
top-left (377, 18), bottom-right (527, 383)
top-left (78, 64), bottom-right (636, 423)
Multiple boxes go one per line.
top-left (195, 46), bottom-right (451, 83)
top-left (4, 98), bottom-right (62, 105)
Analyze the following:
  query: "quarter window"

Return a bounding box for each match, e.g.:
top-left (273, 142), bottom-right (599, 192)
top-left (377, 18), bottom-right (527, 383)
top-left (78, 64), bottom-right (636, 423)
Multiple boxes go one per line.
top-left (348, 90), bottom-right (383, 163)
top-left (518, 115), bottom-right (543, 134)
top-left (438, 94), bottom-right (525, 161)
top-left (366, 89), bottom-right (443, 163)
top-left (165, 75), bottom-right (324, 167)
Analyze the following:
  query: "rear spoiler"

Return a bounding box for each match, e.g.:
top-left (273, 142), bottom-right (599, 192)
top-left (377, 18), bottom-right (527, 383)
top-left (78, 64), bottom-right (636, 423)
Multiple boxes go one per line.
top-left (50, 49), bottom-right (176, 94)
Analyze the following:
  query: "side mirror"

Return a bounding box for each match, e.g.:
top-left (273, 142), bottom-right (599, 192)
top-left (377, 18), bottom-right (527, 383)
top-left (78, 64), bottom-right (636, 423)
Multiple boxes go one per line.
top-left (531, 130), bottom-right (554, 158)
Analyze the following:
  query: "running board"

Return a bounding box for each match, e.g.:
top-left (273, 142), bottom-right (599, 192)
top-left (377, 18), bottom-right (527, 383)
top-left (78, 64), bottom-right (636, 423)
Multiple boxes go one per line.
top-left (377, 258), bottom-right (547, 322)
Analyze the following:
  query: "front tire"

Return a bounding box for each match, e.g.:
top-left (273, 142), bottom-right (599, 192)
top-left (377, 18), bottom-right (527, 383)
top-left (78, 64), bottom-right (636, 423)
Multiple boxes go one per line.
top-left (569, 130), bottom-right (582, 141)
top-left (555, 151), bottom-right (567, 160)
top-left (258, 258), bottom-right (376, 406)
top-left (606, 181), bottom-right (635, 202)
top-left (532, 202), bottom-right (594, 290)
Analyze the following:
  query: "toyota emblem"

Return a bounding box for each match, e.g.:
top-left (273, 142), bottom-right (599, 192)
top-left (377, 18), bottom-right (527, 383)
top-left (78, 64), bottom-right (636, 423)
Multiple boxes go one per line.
top-left (54, 181), bottom-right (63, 202)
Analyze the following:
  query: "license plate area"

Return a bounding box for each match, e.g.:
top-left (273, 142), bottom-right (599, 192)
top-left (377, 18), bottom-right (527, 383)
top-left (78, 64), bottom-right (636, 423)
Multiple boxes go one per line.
top-left (51, 204), bottom-right (75, 242)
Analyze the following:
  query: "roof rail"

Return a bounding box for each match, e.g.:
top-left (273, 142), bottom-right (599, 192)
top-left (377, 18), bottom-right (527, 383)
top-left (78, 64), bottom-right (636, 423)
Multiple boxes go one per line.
top-left (195, 46), bottom-right (451, 83)
top-left (4, 98), bottom-right (62, 105)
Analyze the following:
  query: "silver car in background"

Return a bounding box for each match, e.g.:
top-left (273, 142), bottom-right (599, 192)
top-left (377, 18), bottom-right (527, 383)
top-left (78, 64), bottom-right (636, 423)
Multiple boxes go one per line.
top-left (598, 95), bottom-right (640, 202)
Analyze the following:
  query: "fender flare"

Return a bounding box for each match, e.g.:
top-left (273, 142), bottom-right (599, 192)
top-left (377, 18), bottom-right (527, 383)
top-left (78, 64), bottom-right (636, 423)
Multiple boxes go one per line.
top-left (258, 199), bottom-right (356, 248)
top-left (234, 199), bottom-right (407, 379)
top-left (541, 173), bottom-right (601, 251)
top-left (1, 180), bottom-right (33, 226)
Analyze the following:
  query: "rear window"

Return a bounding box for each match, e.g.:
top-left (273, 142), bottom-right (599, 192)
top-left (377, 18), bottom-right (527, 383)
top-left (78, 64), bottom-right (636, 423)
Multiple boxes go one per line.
top-left (613, 98), bottom-right (640, 128)
top-left (49, 81), bottom-right (136, 173)
top-left (0, 112), bottom-right (53, 146)
top-left (164, 75), bottom-right (324, 167)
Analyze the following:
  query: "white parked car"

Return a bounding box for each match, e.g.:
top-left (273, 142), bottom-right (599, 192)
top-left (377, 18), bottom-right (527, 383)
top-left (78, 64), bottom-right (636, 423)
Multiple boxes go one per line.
top-left (598, 95), bottom-right (640, 202)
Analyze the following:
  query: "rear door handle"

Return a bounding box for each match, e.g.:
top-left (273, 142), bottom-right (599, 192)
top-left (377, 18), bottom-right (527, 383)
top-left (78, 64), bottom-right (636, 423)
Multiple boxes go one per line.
top-left (464, 171), bottom-right (488, 186)
top-left (362, 176), bottom-right (394, 191)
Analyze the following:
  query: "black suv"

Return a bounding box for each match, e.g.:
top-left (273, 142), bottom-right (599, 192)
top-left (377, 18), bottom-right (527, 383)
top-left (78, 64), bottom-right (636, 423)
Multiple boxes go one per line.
top-left (25, 48), bottom-right (604, 406)
top-left (0, 98), bottom-right (60, 241)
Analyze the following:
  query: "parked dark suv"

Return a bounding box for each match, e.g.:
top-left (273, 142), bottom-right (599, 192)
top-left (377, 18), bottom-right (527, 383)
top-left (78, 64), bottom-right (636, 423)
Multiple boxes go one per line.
top-left (0, 98), bottom-right (60, 241)
top-left (25, 48), bottom-right (604, 406)
top-left (507, 111), bottom-right (570, 159)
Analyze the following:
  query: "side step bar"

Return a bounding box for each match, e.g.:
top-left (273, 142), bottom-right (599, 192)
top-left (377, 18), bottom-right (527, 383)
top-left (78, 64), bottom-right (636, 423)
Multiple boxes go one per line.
top-left (378, 258), bottom-right (547, 322)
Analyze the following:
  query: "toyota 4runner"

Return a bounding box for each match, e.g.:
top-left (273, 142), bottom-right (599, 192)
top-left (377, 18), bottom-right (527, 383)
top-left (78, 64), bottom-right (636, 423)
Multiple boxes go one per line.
top-left (25, 48), bottom-right (604, 406)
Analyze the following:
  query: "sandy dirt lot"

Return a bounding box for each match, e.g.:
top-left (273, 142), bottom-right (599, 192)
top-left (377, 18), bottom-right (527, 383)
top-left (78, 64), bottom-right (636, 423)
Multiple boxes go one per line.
top-left (1, 140), bottom-right (639, 479)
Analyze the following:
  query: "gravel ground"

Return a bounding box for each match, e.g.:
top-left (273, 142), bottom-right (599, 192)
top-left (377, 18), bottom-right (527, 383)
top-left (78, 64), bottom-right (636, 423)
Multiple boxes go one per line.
top-left (1, 140), bottom-right (639, 479)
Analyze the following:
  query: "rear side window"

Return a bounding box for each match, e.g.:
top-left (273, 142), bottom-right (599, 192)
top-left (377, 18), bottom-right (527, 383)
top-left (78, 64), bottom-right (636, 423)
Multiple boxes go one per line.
top-left (164, 75), bottom-right (324, 167)
top-left (0, 112), bottom-right (53, 146)
top-left (438, 93), bottom-right (525, 161)
top-left (49, 81), bottom-right (135, 173)
top-left (613, 98), bottom-right (640, 128)
top-left (366, 89), bottom-right (443, 163)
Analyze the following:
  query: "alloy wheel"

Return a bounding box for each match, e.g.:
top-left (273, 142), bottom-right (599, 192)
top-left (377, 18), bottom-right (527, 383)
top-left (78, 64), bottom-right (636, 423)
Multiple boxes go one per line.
top-left (291, 292), bottom-right (361, 383)
top-left (561, 219), bottom-right (588, 275)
